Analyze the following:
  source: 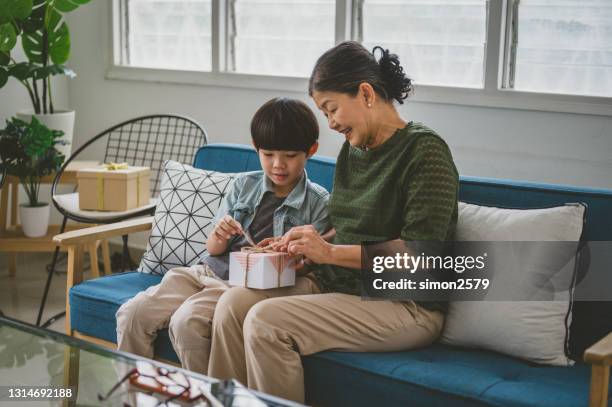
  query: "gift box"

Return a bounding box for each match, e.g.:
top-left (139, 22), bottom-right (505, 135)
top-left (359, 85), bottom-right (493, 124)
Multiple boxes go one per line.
top-left (229, 249), bottom-right (296, 289)
top-left (77, 163), bottom-right (150, 211)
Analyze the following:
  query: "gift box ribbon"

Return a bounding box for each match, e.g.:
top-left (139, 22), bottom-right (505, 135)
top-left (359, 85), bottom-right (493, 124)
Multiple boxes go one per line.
top-left (238, 246), bottom-right (288, 287)
top-left (95, 162), bottom-right (143, 210)
top-left (102, 162), bottom-right (129, 171)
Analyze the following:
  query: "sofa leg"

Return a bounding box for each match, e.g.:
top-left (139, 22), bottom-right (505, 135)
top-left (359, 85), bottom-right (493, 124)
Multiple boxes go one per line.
top-left (589, 364), bottom-right (610, 407)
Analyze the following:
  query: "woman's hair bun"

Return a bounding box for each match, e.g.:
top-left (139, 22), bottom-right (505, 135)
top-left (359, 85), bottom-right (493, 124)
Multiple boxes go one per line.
top-left (373, 46), bottom-right (413, 104)
top-left (309, 41), bottom-right (412, 105)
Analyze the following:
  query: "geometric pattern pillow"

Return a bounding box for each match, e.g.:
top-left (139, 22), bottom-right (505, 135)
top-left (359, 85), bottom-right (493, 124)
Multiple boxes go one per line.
top-left (138, 160), bottom-right (236, 275)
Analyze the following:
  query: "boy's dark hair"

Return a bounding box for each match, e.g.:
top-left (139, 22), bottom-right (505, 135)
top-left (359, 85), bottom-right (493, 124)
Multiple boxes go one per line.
top-left (309, 41), bottom-right (413, 104)
top-left (251, 97), bottom-right (319, 153)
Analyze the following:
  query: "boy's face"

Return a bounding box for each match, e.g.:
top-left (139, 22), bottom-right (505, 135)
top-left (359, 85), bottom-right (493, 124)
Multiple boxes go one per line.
top-left (258, 149), bottom-right (308, 195)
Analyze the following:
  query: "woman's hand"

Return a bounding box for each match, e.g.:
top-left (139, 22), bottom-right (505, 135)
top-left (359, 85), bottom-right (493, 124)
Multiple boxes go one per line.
top-left (278, 225), bottom-right (333, 265)
top-left (257, 236), bottom-right (280, 248)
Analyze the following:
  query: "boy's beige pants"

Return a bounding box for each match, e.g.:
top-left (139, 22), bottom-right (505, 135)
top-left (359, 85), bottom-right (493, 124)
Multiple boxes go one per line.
top-left (208, 293), bottom-right (444, 404)
top-left (115, 264), bottom-right (319, 374)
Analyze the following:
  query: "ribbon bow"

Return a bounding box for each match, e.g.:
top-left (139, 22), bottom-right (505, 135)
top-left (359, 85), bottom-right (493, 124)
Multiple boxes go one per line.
top-left (103, 162), bottom-right (129, 170)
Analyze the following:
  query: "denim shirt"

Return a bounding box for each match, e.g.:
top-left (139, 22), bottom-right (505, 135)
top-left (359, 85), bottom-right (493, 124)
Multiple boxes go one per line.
top-left (212, 170), bottom-right (331, 244)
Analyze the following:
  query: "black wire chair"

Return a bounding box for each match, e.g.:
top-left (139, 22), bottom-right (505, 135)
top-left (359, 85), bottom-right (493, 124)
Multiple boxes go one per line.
top-left (37, 114), bottom-right (208, 327)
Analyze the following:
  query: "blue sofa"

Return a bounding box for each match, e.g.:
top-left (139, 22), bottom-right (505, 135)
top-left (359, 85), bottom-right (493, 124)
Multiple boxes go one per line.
top-left (63, 143), bottom-right (612, 407)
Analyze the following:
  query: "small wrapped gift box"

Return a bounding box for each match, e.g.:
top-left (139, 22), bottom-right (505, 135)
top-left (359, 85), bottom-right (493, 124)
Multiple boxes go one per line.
top-left (229, 249), bottom-right (296, 289)
top-left (77, 163), bottom-right (150, 211)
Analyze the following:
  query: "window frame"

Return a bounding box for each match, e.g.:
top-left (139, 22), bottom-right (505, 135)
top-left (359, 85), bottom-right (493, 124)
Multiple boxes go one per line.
top-left (108, 0), bottom-right (612, 116)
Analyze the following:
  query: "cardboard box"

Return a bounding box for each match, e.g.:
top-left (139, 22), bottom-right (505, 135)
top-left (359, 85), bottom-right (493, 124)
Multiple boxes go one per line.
top-left (77, 165), bottom-right (150, 211)
top-left (229, 250), bottom-right (296, 289)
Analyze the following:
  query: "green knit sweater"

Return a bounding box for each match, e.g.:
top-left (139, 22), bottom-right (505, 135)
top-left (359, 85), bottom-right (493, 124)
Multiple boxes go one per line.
top-left (313, 122), bottom-right (459, 311)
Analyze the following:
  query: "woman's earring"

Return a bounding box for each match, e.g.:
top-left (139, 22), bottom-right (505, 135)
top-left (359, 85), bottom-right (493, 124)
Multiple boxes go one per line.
top-left (367, 103), bottom-right (372, 108)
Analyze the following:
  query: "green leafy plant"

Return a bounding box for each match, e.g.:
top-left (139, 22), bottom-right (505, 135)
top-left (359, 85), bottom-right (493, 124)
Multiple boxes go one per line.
top-left (0, 116), bottom-right (67, 206)
top-left (0, 0), bottom-right (91, 114)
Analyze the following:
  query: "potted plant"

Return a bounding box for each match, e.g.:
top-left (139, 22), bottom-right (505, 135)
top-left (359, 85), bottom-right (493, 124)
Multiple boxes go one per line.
top-left (0, 0), bottom-right (91, 159)
top-left (0, 116), bottom-right (67, 237)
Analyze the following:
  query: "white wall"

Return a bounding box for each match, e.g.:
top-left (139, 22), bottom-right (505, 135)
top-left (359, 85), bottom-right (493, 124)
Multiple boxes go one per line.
top-left (66, 1), bottom-right (612, 190)
top-left (0, 69), bottom-right (31, 124)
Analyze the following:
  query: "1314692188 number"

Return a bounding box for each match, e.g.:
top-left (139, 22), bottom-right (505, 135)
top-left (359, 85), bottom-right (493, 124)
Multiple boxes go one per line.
top-left (4, 386), bottom-right (74, 400)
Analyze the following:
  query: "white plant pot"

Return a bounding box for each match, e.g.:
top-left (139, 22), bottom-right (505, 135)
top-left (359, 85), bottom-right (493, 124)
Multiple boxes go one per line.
top-left (17, 110), bottom-right (75, 160)
top-left (19, 203), bottom-right (50, 238)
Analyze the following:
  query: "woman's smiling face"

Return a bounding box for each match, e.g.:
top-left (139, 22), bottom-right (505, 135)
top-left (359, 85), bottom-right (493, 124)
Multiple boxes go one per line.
top-left (312, 90), bottom-right (371, 148)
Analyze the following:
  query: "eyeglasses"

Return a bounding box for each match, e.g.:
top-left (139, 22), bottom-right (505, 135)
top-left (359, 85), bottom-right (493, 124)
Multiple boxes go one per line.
top-left (98, 361), bottom-right (213, 406)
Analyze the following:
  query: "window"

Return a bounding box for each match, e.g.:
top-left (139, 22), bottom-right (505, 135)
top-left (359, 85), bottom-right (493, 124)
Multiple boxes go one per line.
top-left (507, 0), bottom-right (612, 97)
top-left (112, 0), bottom-right (612, 115)
top-left (123, 0), bottom-right (212, 71)
top-left (228, 0), bottom-right (335, 77)
top-left (358, 0), bottom-right (488, 88)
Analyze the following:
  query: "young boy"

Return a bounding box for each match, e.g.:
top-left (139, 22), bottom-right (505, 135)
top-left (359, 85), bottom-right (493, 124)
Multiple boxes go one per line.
top-left (115, 97), bottom-right (330, 374)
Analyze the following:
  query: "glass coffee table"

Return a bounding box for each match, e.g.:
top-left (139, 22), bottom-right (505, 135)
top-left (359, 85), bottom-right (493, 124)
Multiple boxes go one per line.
top-left (0, 317), bottom-right (303, 406)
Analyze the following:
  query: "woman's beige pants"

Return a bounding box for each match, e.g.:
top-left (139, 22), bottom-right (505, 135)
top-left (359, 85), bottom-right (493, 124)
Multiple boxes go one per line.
top-left (208, 293), bottom-right (444, 403)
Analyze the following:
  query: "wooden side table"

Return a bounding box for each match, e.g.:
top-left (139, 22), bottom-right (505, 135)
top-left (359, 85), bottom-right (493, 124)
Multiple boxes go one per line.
top-left (0, 161), bottom-right (110, 277)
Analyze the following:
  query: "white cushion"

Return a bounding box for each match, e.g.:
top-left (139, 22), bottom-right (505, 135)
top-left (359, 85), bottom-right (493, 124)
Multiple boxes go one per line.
top-left (138, 160), bottom-right (236, 275)
top-left (53, 193), bottom-right (157, 220)
top-left (440, 202), bottom-right (585, 366)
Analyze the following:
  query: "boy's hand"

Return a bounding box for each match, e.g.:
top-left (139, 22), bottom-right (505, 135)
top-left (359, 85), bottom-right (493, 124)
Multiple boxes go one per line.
top-left (212, 215), bottom-right (243, 243)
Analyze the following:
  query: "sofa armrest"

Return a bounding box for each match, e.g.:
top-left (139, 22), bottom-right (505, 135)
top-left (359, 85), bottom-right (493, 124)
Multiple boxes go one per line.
top-left (585, 332), bottom-right (612, 407)
top-left (585, 332), bottom-right (612, 366)
top-left (55, 216), bottom-right (153, 336)
top-left (53, 216), bottom-right (154, 246)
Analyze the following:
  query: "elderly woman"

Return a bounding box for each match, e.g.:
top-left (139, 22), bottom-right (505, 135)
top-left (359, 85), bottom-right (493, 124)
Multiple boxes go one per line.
top-left (207, 41), bottom-right (459, 403)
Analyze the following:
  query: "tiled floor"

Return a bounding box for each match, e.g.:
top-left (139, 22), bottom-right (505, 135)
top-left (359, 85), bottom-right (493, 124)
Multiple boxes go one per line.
top-left (0, 252), bottom-right (83, 333)
top-left (0, 246), bottom-right (143, 333)
top-left (0, 309), bottom-right (151, 406)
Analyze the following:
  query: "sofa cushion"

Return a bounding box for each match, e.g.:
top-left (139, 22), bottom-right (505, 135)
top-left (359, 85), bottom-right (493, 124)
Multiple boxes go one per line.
top-left (457, 177), bottom-right (612, 359)
top-left (441, 202), bottom-right (585, 366)
top-left (70, 272), bottom-right (162, 343)
top-left (303, 344), bottom-right (610, 407)
top-left (70, 271), bottom-right (181, 361)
